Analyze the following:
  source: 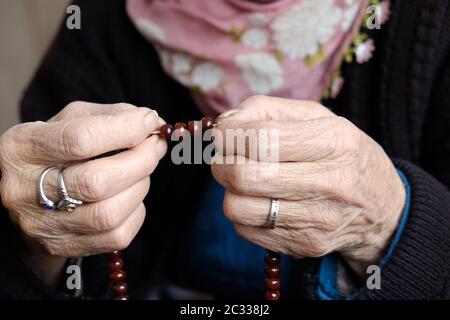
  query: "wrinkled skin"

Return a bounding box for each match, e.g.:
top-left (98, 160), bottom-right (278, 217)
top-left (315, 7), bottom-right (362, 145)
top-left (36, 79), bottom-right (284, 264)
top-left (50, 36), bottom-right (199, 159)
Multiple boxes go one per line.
top-left (0, 102), bottom-right (167, 285)
top-left (212, 96), bottom-right (406, 276)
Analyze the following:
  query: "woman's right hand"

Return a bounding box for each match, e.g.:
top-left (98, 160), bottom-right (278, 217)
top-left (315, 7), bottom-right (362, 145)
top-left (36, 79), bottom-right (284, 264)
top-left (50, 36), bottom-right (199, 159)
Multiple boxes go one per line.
top-left (0, 102), bottom-right (166, 279)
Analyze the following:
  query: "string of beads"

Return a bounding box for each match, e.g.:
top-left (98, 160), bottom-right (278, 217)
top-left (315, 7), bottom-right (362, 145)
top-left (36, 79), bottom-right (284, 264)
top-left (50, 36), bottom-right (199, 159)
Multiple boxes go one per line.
top-left (108, 116), bottom-right (281, 301)
top-left (264, 251), bottom-right (281, 300)
top-left (108, 251), bottom-right (128, 300)
top-left (158, 116), bottom-right (215, 140)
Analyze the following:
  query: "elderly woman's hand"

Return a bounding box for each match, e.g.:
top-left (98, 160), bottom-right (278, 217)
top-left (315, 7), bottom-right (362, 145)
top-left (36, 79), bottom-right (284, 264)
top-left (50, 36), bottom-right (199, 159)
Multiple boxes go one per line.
top-left (212, 96), bottom-right (406, 275)
top-left (0, 102), bottom-right (166, 284)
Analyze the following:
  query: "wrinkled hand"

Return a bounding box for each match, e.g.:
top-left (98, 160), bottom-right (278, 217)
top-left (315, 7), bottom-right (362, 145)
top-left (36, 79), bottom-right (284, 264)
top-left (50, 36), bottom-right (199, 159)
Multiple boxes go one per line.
top-left (0, 102), bottom-right (166, 260)
top-left (212, 96), bottom-right (406, 275)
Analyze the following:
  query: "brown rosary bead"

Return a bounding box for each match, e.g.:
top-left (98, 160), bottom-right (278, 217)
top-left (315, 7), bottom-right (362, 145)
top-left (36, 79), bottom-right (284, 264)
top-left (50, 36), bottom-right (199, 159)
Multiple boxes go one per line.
top-left (265, 290), bottom-right (280, 301)
top-left (265, 265), bottom-right (281, 278)
top-left (160, 124), bottom-right (174, 140)
top-left (188, 120), bottom-right (201, 136)
top-left (108, 258), bottom-right (124, 271)
top-left (174, 122), bottom-right (188, 141)
top-left (265, 278), bottom-right (280, 291)
top-left (174, 122), bottom-right (187, 130)
top-left (113, 283), bottom-right (128, 295)
top-left (201, 116), bottom-right (214, 131)
top-left (107, 250), bottom-right (129, 300)
top-left (264, 250), bottom-right (281, 300)
top-left (264, 253), bottom-right (281, 266)
top-left (110, 270), bottom-right (127, 283)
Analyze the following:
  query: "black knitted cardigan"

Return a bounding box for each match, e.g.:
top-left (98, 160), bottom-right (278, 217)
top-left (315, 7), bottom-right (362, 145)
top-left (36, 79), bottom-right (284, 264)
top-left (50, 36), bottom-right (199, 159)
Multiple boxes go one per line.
top-left (0, 0), bottom-right (449, 299)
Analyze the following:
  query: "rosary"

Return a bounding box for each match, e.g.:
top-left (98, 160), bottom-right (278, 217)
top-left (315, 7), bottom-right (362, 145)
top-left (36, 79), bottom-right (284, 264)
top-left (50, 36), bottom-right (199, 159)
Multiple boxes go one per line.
top-left (107, 116), bottom-right (281, 301)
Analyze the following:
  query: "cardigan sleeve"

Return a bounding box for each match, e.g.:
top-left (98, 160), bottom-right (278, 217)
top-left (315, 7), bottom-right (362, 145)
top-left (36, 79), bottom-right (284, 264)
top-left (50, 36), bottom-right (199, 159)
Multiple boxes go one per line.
top-left (357, 159), bottom-right (450, 299)
top-left (356, 54), bottom-right (450, 300)
top-left (313, 53), bottom-right (450, 300)
top-left (314, 160), bottom-right (450, 300)
top-left (316, 169), bottom-right (412, 300)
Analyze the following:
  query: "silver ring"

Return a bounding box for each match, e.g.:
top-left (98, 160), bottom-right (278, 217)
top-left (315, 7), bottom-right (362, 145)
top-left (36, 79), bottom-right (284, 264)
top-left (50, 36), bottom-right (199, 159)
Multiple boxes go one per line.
top-left (268, 199), bottom-right (280, 229)
top-left (38, 166), bottom-right (60, 211)
top-left (56, 170), bottom-right (83, 212)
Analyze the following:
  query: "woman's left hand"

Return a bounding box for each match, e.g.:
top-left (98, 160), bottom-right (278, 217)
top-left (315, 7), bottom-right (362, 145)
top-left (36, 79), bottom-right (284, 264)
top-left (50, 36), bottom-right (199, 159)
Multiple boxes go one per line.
top-left (211, 95), bottom-right (406, 275)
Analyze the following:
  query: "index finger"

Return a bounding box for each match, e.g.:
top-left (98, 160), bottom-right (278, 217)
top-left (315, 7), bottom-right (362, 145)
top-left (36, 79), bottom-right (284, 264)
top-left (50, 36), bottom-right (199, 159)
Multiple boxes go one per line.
top-left (214, 116), bottom-right (346, 162)
top-left (22, 107), bottom-right (160, 163)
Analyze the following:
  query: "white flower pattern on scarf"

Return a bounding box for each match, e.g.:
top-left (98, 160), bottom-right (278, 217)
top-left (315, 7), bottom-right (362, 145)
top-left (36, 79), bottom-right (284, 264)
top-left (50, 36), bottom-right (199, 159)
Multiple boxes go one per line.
top-left (191, 63), bottom-right (224, 93)
top-left (342, 0), bottom-right (360, 31)
top-left (135, 18), bottom-right (166, 43)
top-left (249, 12), bottom-right (269, 26)
top-left (235, 52), bottom-right (284, 94)
top-left (271, 0), bottom-right (343, 59)
top-left (241, 28), bottom-right (269, 49)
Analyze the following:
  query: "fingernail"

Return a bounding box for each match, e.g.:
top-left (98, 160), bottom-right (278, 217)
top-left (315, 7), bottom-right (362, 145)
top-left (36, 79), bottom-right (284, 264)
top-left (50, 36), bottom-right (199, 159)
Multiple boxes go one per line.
top-left (144, 110), bottom-right (158, 130)
top-left (155, 138), bottom-right (168, 160)
top-left (157, 116), bottom-right (166, 127)
top-left (216, 109), bottom-right (240, 122)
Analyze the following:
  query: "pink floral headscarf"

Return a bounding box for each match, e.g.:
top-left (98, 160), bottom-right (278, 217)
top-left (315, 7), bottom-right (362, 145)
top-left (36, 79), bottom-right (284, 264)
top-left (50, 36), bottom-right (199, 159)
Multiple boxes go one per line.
top-left (127, 0), bottom-right (368, 116)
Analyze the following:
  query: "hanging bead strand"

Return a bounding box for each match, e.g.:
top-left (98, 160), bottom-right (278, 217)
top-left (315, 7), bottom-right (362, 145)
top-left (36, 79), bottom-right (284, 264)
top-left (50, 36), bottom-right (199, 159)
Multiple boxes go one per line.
top-left (264, 250), bottom-right (281, 300)
top-left (108, 250), bottom-right (128, 300)
top-left (110, 116), bottom-right (281, 301)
